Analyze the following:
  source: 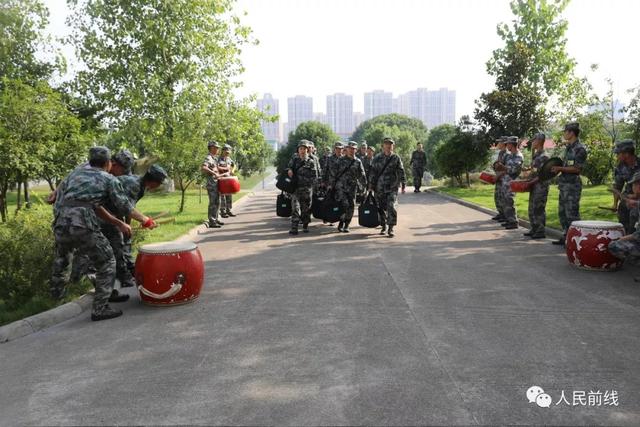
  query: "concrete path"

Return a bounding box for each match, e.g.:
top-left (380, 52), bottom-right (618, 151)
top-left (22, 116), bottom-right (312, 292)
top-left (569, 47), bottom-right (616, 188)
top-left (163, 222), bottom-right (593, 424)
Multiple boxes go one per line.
top-left (1, 187), bottom-right (639, 426)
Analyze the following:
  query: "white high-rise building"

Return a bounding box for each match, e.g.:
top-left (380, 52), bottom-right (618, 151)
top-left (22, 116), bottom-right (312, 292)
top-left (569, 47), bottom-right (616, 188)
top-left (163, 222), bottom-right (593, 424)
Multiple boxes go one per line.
top-left (327, 93), bottom-right (354, 138)
top-left (256, 93), bottom-right (280, 143)
top-left (353, 112), bottom-right (364, 130)
top-left (313, 112), bottom-right (327, 124)
top-left (364, 90), bottom-right (393, 120)
top-left (394, 88), bottom-right (456, 128)
top-left (287, 95), bottom-right (313, 133)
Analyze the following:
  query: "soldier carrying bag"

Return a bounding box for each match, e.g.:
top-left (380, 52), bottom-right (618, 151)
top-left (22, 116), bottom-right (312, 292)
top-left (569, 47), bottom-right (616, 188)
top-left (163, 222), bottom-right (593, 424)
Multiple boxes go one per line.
top-left (276, 191), bottom-right (292, 217)
top-left (275, 161), bottom-right (305, 194)
top-left (358, 191), bottom-right (380, 228)
top-left (321, 159), bottom-right (355, 223)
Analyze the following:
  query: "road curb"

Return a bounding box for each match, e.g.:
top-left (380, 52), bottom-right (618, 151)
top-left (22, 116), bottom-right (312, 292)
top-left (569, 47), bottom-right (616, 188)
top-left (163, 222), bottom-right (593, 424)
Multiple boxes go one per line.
top-left (0, 292), bottom-right (94, 344)
top-left (425, 188), bottom-right (564, 239)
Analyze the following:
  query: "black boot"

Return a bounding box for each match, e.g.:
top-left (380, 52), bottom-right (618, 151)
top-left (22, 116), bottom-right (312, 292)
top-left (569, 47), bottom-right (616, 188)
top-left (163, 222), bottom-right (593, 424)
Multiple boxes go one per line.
top-left (109, 289), bottom-right (130, 303)
top-left (302, 223), bottom-right (309, 233)
top-left (388, 226), bottom-right (395, 238)
top-left (337, 221), bottom-right (344, 232)
top-left (91, 305), bottom-right (123, 321)
top-left (523, 231), bottom-right (533, 237)
top-left (379, 224), bottom-right (387, 235)
top-left (342, 220), bottom-right (350, 233)
top-left (289, 227), bottom-right (298, 235)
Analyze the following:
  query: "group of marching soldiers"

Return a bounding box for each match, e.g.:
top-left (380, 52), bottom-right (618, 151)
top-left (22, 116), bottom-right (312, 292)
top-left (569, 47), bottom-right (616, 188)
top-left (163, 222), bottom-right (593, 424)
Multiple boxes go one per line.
top-left (490, 121), bottom-right (640, 267)
top-left (282, 138), bottom-right (428, 237)
top-left (48, 146), bottom-right (168, 321)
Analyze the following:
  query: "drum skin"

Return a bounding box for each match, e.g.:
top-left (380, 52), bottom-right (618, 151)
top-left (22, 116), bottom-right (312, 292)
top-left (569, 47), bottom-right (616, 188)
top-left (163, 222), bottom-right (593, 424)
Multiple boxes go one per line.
top-left (135, 242), bottom-right (205, 306)
top-left (479, 172), bottom-right (496, 184)
top-left (565, 221), bottom-right (624, 271)
top-left (510, 180), bottom-right (535, 192)
top-left (218, 176), bottom-right (240, 194)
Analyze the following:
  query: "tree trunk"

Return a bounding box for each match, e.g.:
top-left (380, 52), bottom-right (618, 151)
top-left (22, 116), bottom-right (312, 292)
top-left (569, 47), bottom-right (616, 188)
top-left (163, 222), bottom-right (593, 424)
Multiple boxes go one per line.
top-left (465, 170), bottom-right (470, 187)
top-left (24, 180), bottom-right (31, 208)
top-left (0, 181), bottom-right (7, 222)
top-left (15, 178), bottom-right (22, 212)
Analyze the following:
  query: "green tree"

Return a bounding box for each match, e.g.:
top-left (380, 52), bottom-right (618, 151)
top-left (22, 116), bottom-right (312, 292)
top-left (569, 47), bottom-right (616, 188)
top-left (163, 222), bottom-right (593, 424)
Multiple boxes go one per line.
top-left (275, 121), bottom-right (339, 173)
top-left (424, 124), bottom-right (457, 177)
top-left (351, 114), bottom-right (428, 146)
top-left (623, 85), bottom-right (640, 144)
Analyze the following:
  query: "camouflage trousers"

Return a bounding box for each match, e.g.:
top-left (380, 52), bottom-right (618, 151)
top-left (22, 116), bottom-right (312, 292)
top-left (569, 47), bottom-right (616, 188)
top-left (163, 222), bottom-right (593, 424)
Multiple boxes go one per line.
top-left (101, 224), bottom-right (135, 285)
top-left (608, 238), bottom-right (640, 262)
top-left (501, 178), bottom-right (517, 224)
top-left (220, 194), bottom-right (233, 213)
top-left (528, 182), bottom-right (549, 235)
top-left (291, 187), bottom-right (312, 229)
top-left (51, 226), bottom-right (116, 314)
top-left (558, 181), bottom-right (582, 233)
top-left (375, 191), bottom-right (398, 226)
top-left (617, 203), bottom-right (639, 235)
top-left (412, 167), bottom-right (425, 190)
top-left (336, 189), bottom-right (356, 224)
top-left (207, 185), bottom-right (220, 223)
top-left (494, 179), bottom-right (504, 215)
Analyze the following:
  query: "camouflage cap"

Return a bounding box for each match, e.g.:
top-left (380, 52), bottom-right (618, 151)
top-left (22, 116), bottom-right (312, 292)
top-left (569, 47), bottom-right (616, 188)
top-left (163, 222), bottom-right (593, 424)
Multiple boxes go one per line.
top-left (564, 122), bottom-right (580, 133)
top-left (306, 140), bottom-right (315, 147)
top-left (112, 149), bottom-right (135, 172)
top-left (207, 140), bottom-right (220, 148)
top-left (629, 171), bottom-right (640, 186)
top-left (89, 146), bottom-right (110, 163)
top-left (334, 141), bottom-right (345, 149)
top-left (360, 141), bottom-right (368, 148)
top-left (382, 137), bottom-right (395, 144)
top-left (347, 141), bottom-right (358, 149)
top-left (223, 144), bottom-right (232, 151)
top-left (496, 136), bottom-right (508, 143)
top-left (298, 140), bottom-right (310, 148)
top-left (145, 164), bottom-right (168, 183)
top-left (506, 136), bottom-right (519, 145)
top-left (613, 139), bottom-right (636, 154)
top-left (533, 132), bottom-right (546, 141)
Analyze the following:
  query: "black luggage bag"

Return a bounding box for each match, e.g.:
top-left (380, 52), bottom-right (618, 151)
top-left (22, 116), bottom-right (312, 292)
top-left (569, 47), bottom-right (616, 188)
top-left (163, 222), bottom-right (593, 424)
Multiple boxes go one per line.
top-left (358, 192), bottom-right (380, 228)
top-left (276, 192), bottom-right (292, 217)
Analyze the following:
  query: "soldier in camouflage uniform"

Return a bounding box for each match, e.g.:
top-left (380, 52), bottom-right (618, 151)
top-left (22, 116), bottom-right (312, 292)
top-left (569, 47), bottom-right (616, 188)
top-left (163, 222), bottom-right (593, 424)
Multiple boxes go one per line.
top-left (363, 146), bottom-right (375, 184)
top-left (287, 141), bottom-right (319, 235)
top-left (321, 142), bottom-right (344, 225)
top-left (328, 141), bottom-right (367, 232)
top-left (523, 133), bottom-right (550, 239)
top-left (608, 171), bottom-right (640, 271)
top-left (551, 122), bottom-right (588, 245)
top-left (496, 136), bottom-right (523, 229)
top-left (491, 136), bottom-right (508, 221)
top-left (409, 143), bottom-right (427, 192)
top-left (218, 144), bottom-right (237, 218)
top-left (612, 139), bottom-right (640, 235)
top-left (201, 141), bottom-right (225, 228)
top-left (368, 137), bottom-right (406, 238)
top-left (50, 147), bottom-right (156, 321)
top-left (356, 142), bottom-right (368, 161)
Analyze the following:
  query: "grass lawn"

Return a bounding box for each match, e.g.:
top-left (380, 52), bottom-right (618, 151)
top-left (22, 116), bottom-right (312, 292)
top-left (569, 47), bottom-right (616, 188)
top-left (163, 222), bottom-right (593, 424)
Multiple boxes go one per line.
top-left (436, 183), bottom-right (618, 230)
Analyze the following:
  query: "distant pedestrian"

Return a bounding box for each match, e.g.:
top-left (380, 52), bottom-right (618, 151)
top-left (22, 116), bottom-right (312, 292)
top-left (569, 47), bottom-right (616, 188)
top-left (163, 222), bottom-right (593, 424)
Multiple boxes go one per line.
top-left (409, 143), bottom-right (427, 192)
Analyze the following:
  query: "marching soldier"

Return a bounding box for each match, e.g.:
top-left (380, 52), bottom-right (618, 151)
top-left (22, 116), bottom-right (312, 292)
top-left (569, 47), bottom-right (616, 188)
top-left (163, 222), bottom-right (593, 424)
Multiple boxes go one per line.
top-left (496, 136), bottom-right (523, 230)
top-left (409, 143), bottom-right (427, 192)
top-left (218, 144), bottom-right (237, 218)
top-left (368, 137), bottom-right (406, 238)
top-left (491, 136), bottom-right (508, 222)
top-left (287, 141), bottom-right (319, 235)
top-left (356, 142), bottom-right (368, 161)
top-left (363, 145), bottom-right (375, 183)
top-left (523, 133), bottom-right (550, 239)
top-left (323, 142), bottom-right (344, 186)
top-left (328, 141), bottom-right (367, 232)
top-left (550, 122), bottom-right (588, 245)
top-left (201, 140), bottom-right (225, 228)
top-left (50, 146), bottom-right (156, 321)
top-left (612, 139), bottom-right (640, 235)
top-left (307, 140), bottom-right (322, 184)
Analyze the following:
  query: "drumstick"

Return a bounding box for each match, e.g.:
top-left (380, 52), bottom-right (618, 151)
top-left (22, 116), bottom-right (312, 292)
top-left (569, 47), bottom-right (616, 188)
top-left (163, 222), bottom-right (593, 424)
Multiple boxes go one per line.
top-left (598, 206), bottom-right (617, 212)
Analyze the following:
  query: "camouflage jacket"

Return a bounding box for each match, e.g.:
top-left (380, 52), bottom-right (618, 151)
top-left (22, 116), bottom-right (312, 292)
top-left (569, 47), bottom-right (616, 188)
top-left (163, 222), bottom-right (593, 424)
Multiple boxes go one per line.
top-left (530, 151), bottom-right (550, 179)
top-left (329, 156), bottom-right (367, 195)
top-left (614, 158), bottom-right (640, 196)
top-left (558, 139), bottom-right (588, 185)
top-left (410, 150), bottom-right (427, 169)
top-left (55, 167), bottom-right (133, 231)
top-left (202, 154), bottom-right (219, 188)
top-left (287, 155), bottom-right (319, 188)
top-left (503, 151), bottom-right (524, 181)
top-left (493, 149), bottom-right (507, 171)
top-left (369, 152), bottom-right (406, 194)
top-left (322, 154), bottom-right (342, 184)
top-left (102, 174), bottom-right (144, 220)
top-left (310, 153), bottom-right (322, 179)
top-left (362, 156), bottom-right (373, 178)
top-left (217, 156), bottom-right (236, 174)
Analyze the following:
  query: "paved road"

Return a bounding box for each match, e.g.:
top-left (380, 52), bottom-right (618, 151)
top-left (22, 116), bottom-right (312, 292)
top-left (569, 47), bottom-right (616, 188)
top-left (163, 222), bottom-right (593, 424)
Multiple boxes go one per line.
top-left (1, 187), bottom-right (640, 426)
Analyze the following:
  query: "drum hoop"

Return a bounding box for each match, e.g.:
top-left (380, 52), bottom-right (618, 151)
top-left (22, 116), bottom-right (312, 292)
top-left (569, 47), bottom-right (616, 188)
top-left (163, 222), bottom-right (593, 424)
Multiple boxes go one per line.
top-left (571, 220), bottom-right (624, 229)
top-left (139, 241), bottom-right (197, 254)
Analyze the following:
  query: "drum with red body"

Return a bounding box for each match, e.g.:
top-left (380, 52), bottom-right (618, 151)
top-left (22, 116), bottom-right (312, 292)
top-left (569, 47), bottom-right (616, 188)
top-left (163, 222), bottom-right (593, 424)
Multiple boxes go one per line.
top-left (565, 220), bottom-right (624, 271)
top-left (510, 179), bottom-right (537, 192)
top-left (479, 172), bottom-right (496, 184)
top-left (135, 241), bottom-right (205, 306)
top-left (218, 176), bottom-right (240, 194)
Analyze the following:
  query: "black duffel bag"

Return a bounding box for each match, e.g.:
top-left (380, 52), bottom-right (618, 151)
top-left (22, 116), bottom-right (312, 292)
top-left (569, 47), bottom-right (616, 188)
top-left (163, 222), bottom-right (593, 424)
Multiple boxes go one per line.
top-left (322, 191), bottom-right (344, 223)
top-left (312, 191), bottom-right (325, 220)
top-left (276, 172), bottom-right (297, 193)
top-left (276, 192), bottom-right (292, 217)
top-left (358, 191), bottom-right (380, 228)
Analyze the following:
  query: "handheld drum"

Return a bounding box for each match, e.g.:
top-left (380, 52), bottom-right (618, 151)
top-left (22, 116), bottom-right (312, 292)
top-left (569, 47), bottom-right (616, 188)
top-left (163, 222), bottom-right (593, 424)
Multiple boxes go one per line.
top-left (565, 221), bottom-right (624, 271)
top-left (218, 176), bottom-right (240, 195)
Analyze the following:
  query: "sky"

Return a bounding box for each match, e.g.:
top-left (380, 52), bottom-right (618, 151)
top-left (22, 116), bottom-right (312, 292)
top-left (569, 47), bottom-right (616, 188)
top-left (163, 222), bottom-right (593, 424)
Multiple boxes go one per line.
top-left (44, 0), bottom-right (640, 121)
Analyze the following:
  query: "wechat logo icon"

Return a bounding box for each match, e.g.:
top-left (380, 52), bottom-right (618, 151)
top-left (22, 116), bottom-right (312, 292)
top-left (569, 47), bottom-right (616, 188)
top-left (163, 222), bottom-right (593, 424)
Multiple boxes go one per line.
top-left (527, 386), bottom-right (552, 408)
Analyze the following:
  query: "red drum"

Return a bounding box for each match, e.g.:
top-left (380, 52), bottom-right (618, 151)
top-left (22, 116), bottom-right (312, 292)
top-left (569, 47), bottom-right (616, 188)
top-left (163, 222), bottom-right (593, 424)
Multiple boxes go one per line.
top-left (479, 172), bottom-right (496, 184)
top-left (135, 241), bottom-right (205, 306)
top-left (565, 221), bottom-right (624, 271)
top-left (218, 176), bottom-right (240, 194)
top-left (510, 179), bottom-right (536, 192)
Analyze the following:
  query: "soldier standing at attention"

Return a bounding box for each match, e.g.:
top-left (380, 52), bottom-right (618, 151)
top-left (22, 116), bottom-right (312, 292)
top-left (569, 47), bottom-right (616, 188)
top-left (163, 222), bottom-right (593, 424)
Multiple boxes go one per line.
top-left (218, 144), bottom-right (237, 218)
top-left (287, 141), bottom-right (318, 235)
top-left (496, 136), bottom-right (523, 230)
top-left (50, 146), bottom-right (157, 321)
top-left (612, 139), bottom-right (640, 235)
top-left (523, 133), bottom-right (550, 239)
top-left (409, 143), bottom-right (427, 192)
top-left (368, 137), bottom-right (406, 238)
top-left (202, 140), bottom-right (225, 228)
top-left (328, 141), bottom-right (367, 233)
top-left (491, 136), bottom-right (508, 222)
top-left (550, 122), bottom-right (588, 246)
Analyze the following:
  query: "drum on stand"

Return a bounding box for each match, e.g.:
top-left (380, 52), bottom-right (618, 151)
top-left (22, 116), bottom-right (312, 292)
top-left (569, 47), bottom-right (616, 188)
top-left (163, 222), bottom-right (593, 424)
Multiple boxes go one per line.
top-left (565, 220), bottom-right (624, 271)
top-left (479, 172), bottom-right (497, 184)
top-left (218, 176), bottom-right (240, 194)
top-left (135, 241), bottom-right (205, 306)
